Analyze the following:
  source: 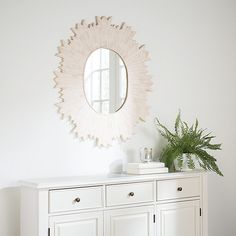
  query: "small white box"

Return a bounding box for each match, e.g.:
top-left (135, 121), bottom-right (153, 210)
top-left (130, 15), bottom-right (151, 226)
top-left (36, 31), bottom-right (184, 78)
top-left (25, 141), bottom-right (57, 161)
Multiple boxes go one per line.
top-left (127, 167), bottom-right (169, 175)
top-left (127, 162), bottom-right (165, 170)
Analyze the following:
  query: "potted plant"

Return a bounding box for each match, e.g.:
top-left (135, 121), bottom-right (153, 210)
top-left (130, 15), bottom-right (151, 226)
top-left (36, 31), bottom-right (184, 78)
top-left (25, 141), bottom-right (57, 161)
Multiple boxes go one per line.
top-left (155, 111), bottom-right (223, 176)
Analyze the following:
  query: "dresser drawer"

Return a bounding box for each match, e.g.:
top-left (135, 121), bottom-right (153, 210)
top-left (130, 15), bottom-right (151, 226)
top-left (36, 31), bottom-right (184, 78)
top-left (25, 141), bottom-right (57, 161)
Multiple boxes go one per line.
top-left (106, 181), bottom-right (154, 206)
top-left (157, 177), bottom-right (200, 201)
top-left (49, 186), bottom-right (103, 213)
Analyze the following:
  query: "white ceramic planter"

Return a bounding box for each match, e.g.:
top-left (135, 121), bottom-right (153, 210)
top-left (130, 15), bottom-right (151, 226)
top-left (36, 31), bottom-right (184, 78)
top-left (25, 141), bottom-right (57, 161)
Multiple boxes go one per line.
top-left (174, 153), bottom-right (196, 172)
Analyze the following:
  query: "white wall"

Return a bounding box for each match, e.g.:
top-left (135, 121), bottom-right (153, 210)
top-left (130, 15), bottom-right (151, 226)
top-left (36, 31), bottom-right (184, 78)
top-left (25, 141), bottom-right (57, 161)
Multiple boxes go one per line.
top-left (0, 0), bottom-right (235, 235)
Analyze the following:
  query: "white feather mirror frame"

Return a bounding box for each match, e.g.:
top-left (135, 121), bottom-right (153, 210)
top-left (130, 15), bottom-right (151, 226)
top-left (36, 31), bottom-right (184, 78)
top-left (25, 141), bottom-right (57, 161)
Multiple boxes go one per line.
top-left (54, 16), bottom-right (152, 147)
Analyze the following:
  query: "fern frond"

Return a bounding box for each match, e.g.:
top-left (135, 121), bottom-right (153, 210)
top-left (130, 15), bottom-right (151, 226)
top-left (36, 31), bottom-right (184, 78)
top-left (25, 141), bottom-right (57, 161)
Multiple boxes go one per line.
top-left (194, 119), bottom-right (199, 133)
top-left (155, 112), bottom-right (223, 176)
top-left (175, 110), bottom-right (181, 135)
top-left (186, 153), bottom-right (195, 169)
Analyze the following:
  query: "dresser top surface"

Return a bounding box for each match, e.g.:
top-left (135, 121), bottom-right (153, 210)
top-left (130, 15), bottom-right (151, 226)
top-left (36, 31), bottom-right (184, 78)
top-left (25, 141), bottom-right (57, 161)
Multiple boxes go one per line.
top-left (20, 170), bottom-right (205, 189)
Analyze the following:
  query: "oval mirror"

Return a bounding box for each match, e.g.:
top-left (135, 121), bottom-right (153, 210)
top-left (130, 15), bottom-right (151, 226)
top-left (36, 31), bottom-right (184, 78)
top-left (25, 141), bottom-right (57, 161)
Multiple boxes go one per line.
top-left (84, 48), bottom-right (128, 114)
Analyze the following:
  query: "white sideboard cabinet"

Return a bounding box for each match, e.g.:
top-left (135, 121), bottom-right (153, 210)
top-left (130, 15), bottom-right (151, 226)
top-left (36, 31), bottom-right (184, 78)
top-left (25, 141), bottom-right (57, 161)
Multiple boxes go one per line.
top-left (21, 171), bottom-right (208, 236)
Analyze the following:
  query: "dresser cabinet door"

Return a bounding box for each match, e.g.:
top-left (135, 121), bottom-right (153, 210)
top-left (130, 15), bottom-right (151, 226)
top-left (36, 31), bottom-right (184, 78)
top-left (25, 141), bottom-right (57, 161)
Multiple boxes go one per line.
top-left (49, 211), bottom-right (103, 236)
top-left (157, 200), bottom-right (200, 236)
top-left (105, 205), bottom-right (155, 236)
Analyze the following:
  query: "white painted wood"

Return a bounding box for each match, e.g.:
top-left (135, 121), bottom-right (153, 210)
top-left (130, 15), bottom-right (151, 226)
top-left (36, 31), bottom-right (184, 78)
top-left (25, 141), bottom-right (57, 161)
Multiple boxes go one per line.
top-left (20, 187), bottom-right (39, 236)
top-left (201, 173), bottom-right (208, 236)
top-left (106, 181), bottom-right (154, 206)
top-left (49, 186), bottom-right (103, 213)
top-left (157, 177), bottom-right (200, 201)
top-left (38, 190), bottom-right (50, 236)
top-left (105, 205), bottom-right (154, 236)
top-left (20, 171), bottom-right (207, 236)
top-left (54, 16), bottom-right (152, 147)
top-left (126, 162), bottom-right (165, 169)
top-left (21, 188), bottom-right (49, 236)
top-left (157, 200), bottom-right (200, 236)
top-left (127, 167), bottom-right (168, 175)
top-left (50, 211), bottom-right (103, 236)
top-left (20, 170), bottom-right (205, 189)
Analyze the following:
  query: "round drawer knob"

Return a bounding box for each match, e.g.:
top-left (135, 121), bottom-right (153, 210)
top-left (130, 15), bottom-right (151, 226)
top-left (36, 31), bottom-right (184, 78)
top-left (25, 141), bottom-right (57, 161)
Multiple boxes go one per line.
top-left (74, 197), bottom-right (81, 203)
top-left (129, 192), bottom-right (135, 197)
top-left (177, 187), bottom-right (183, 192)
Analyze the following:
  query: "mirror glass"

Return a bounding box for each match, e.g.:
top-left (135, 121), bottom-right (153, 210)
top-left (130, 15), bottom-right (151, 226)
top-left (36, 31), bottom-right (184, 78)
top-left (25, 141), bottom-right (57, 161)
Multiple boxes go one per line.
top-left (84, 48), bottom-right (128, 114)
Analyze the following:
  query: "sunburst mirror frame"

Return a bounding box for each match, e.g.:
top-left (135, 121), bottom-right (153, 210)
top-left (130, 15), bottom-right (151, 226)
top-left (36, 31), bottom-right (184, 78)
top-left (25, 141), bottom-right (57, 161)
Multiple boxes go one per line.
top-left (54, 16), bottom-right (152, 147)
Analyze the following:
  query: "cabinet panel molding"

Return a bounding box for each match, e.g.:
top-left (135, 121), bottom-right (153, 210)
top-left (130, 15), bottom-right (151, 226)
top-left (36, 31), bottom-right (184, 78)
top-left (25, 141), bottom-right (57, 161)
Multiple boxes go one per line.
top-left (21, 171), bottom-right (207, 236)
top-left (106, 181), bottom-right (154, 206)
top-left (105, 205), bottom-right (155, 236)
top-left (49, 186), bottom-right (103, 213)
top-left (49, 211), bottom-right (103, 236)
top-left (157, 200), bottom-right (200, 236)
top-left (157, 177), bottom-right (200, 201)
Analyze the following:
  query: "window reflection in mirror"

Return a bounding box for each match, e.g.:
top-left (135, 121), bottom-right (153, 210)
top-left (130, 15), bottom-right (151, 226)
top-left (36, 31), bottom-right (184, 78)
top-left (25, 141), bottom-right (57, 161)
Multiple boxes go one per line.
top-left (84, 48), bottom-right (128, 114)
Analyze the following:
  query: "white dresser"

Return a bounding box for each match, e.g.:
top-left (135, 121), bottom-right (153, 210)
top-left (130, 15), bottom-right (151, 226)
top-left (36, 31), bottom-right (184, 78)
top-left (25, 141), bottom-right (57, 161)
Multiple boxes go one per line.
top-left (21, 171), bottom-right (208, 236)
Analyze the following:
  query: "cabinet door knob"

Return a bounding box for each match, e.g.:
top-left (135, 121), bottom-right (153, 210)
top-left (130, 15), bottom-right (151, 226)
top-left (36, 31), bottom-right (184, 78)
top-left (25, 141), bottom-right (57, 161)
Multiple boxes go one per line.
top-left (177, 187), bottom-right (183, 191)
top-left (74, 197), bottom-right (81, 203)
top-left (129, 192), bottom-right (135, 197)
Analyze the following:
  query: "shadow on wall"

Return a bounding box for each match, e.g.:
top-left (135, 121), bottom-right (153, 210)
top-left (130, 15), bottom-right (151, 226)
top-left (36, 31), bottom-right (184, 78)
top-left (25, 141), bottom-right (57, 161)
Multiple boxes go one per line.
top-left (109, 159), bottom-right (123, 173)
top-left (108, 130), bottom-right (166, 175)
top-left (108, 149), bottom-right (136, 174)
top-left (0, 187), bottom-right (20, 236)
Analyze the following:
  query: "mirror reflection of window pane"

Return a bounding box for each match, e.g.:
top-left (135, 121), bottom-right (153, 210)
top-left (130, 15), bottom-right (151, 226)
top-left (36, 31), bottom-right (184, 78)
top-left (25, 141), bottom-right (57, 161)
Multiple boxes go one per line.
top-left (84, 48), bottom-right (128, 114)
top-left (93, 102), bottom-right (100, 113)
top-left (120, 67), bottom-right (126, 99)
top-left (101, 70), bottom-right (109, 100)
top-left (119, 58), bottom-right (124, 66)
top-left (91, 71), bottom-right (100, 100)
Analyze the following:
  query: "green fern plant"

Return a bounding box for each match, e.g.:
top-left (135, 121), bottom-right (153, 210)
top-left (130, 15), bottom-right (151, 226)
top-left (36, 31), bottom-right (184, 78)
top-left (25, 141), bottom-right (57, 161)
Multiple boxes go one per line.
top-left (155, 111), bottom-right (223, 176)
